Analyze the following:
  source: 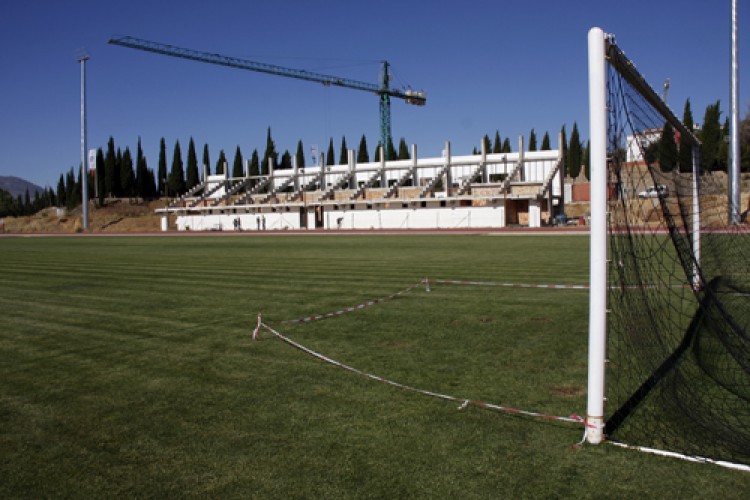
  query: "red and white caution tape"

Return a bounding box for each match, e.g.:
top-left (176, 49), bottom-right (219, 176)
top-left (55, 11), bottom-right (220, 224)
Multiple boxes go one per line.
top-left (256, 321), bottom-right (587, 427)
top-left (435, 279), bottom-right (589, 290)
top-left (283, 279), bottom-right (429, 325)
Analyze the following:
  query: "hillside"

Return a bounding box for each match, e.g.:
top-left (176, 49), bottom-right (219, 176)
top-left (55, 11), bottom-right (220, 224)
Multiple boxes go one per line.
top-left (1, 199), bottom-right (165, 233)
top-left (0, 176), bottom-right (44, 198)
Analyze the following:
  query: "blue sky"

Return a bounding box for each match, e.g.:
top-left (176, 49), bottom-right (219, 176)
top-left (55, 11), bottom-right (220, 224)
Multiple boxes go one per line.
top-left (1, 0), bottom-right (747, 188)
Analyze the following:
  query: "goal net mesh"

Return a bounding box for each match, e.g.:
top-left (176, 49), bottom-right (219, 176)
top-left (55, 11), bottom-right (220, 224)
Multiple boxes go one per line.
top-left (602, 37), bottom-right (750, 465)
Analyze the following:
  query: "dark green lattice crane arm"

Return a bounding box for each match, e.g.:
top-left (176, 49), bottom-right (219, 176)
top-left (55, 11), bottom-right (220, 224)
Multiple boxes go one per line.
top-left (108, 36), bottom-right (426, 158)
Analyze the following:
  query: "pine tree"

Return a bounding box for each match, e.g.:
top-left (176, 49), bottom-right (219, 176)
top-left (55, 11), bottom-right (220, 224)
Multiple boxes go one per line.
top-left (296, 140), bottom-right (306, 168)
top-left (502, 138), bottom-right (512, 153)
top-left (158, 138), bottom-right (167, 197)
top-left (135, 139), bottom-right (148, 200)
top-left (232, 146), bottom-right (244, 176)
top-left (357, 134), bottom-right (369, 163)
top-left (398, 138), bottom-right (410, 160)
top-left (326, 138), bottom-right (335, 166)
top-left (678, 99), bottom-right (695, 172)
top-left (168, 140), bottom-right (185, 195)
top-left (202, 143), bottom-right (211, 178)
top-left (541, 132), bottom-right (551, 151)
top-left (493, 131), bottom-right (502, 154)
top-left (339, 136), bottom-right (348, 165)
top-left (659, 122), bottom-right (677, 172)
top-left (568, 123), bottom-right (582, 179)
top-left (528, 129), bottom-right (538, 151)
top-left (186, 138), bottom-right (200, 188)
top-left (700, 101), bottom-right (723, 171)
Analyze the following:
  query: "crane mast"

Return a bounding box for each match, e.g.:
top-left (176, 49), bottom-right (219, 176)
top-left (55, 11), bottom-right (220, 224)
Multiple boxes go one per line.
top-left (108, 36), bottom-right (426, 159)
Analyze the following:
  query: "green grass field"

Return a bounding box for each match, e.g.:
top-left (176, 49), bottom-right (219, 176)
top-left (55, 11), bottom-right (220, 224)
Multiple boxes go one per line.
top-left (1, 234), bottom-right (749, 498)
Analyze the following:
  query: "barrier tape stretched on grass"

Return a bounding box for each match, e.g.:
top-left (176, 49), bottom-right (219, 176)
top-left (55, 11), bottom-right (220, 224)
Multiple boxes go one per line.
top-left (435, 279), bottom-right (589, 290)
top-left (255, 319), bottom-right (587, 428)
top-left (283, 279), bottom-right (429, 325)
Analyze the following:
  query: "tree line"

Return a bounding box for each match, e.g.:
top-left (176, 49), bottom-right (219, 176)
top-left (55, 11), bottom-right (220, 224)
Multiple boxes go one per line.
top-left (7, 100), bottom-right (748, 219)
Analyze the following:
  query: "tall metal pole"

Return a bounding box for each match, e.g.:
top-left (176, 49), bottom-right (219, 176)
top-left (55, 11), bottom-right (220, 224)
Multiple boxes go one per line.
top-left (79, 55), bottom-right (90, 230)
top-left (729, 0), bottom-right (741, 224)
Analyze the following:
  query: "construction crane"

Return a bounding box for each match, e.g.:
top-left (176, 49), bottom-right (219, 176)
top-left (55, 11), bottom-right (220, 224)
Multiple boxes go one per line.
top-left (108, 36), bottom-right (426, 159)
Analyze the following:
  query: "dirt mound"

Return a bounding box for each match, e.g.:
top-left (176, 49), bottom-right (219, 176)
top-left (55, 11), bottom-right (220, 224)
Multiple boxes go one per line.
top-left (1, 199), bottom-right (165, 234)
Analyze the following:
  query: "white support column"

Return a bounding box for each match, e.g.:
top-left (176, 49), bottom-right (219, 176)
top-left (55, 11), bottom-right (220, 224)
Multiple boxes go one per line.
top-left (245, 159), bottom-right (251, 178)
top-left (586, 26), bottom-right (608, 445)
top-left (481, 138), bottom-right (488, 184)
top-left (293, 154), bottom-right (300, 193)
top-left (528, 199), bottom-right (541, 228)
top-left (411, 144), bottom-right (419, 187)
top-left (444, 141), bottom-right (452, 195)
top-left (692, 146), bottom-right (701, 289)
top-left (348, 150), bottom-right (355, 189)
top-left (517, 136), bottom-right (525, 181)
top-left (379, 146), bottom-right (386, 187)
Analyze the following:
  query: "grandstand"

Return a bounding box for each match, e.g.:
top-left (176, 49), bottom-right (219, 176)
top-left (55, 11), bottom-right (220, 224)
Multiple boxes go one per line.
top-left (158, 138), bottom-right (565, 231)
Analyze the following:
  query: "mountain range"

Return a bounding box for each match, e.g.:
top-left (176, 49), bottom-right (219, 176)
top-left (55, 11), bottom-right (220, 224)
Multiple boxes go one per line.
top-left (0, 176), bottom-right (45, 198)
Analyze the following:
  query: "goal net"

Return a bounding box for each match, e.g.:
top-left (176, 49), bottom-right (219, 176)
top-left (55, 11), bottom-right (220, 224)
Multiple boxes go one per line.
top-left (587, 28), bottom-right (750, 466)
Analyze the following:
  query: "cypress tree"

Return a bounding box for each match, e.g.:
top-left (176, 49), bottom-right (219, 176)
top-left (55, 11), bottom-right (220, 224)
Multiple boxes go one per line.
top-left (502, 138), bottom-right (512, 153)
top-left (95, 147), bottom-right (105, 205)
top-left (583, 140), bottom-right (591, 180)
top-left (398, 138), bottom-right (410, 160)
top-left (387, 137), bottom-right (397, 161)
top-left (232, 146), bottom-right (244, 176)
top-left (202, 143), bottom-right (211, 178)
top-left (168, 140), bottom-right (185, 195)
top-left (296, 140), bottom-right (306, 168)
top-left (135, 139), bottom-right (148, 200)
top-left (158, 138), bottom-right (167, 196)
top-left (482, 135), bottom-right (491, 154)
top-left (528, 129), bottom-right (538, 151)
top-left (216, 150), bottom-right (227, 175)
top-left (568, 123), bottom-right (582, 179)
top-left (120, 147), bottom-right (135, 197)
top-left (56, 174), bottom-right (66, 207)
top-left (186, 138), bottom-right (200, 188)
top-left (114, 148), bottom-right (122, 197)
top-left (104, 137), bottom-right (116, 198)
top-left (357, 134), bottom-right (369, 163)
top-left (700, 101), bottom-right (722, 171)
top-left (659, 122), bottom-right (677, 172)
top-left (717, 118), bottom-right (730, 172)
top-left (493, 131), bottom-right (502, 154)
top-left (339, 136), bottom-right (348, 165)
top-left (326, 138), bottom-right (335, 166)
top-left (541, 132), bottom-right (551, 151)
top-left (250, 149), bottom-right (260, 186)
top-left (280, 150), bottom-right (292, 169)
top-left (262, 127), bottom-right (278, 171)
top-left (678, 99), bottom-right (695, 172)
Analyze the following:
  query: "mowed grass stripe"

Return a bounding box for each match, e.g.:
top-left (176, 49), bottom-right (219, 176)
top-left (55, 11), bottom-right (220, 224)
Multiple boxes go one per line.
top-left (3, 234), bottom-right (749, 498)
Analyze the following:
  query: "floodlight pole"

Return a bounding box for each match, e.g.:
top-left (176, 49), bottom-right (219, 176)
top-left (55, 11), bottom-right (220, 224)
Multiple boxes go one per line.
top-left (729, 0), bottom-right (741, 225)
top-left (79, 54), bottom-right (90, 230)
top-left (586, 27), bottom-right (608, 445)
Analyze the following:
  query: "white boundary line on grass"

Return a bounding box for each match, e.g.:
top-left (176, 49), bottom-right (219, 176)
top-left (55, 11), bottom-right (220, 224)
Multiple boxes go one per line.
top-left (608, 440), bottom-right (750, 473)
